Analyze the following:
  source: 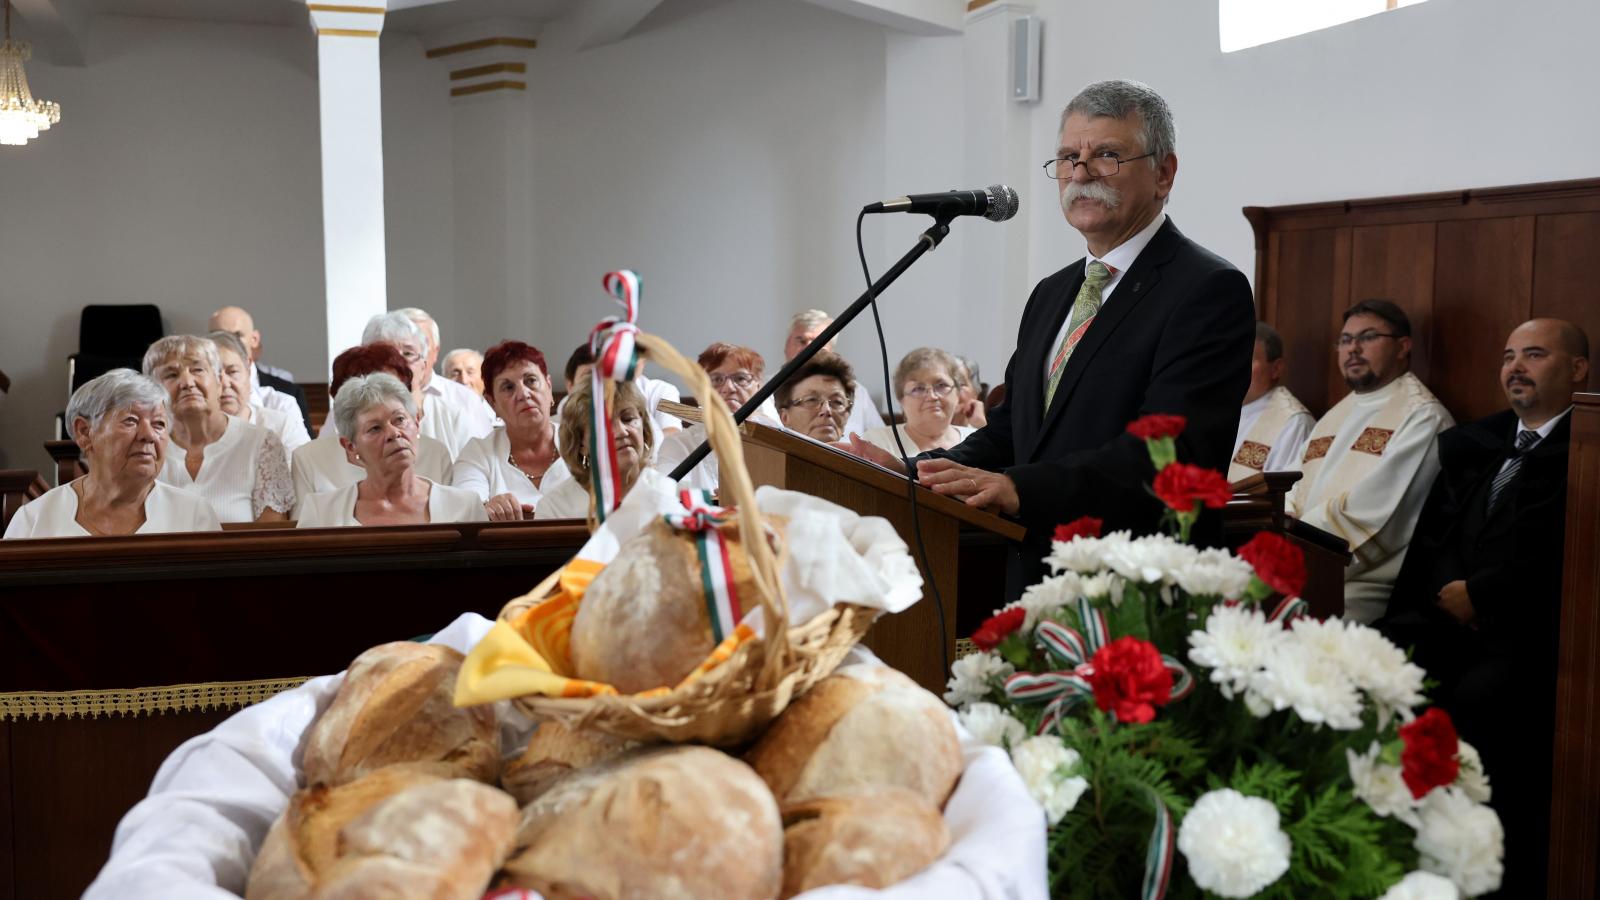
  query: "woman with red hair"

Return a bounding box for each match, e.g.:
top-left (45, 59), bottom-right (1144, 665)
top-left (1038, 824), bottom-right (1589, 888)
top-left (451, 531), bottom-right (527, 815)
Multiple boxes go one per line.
top-left (288, 342), bottom-right (454, 516)
top-left (654, 342), bottom-right (776, 492)
top-left (449, 341), bottom-right (571, 520)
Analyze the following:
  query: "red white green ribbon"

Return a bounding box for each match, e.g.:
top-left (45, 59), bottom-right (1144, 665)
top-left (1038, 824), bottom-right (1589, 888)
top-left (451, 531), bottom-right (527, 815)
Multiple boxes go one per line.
top-left (1141, 788), bottom-right (1175, 900)
top-left (586, 269), bottom-right (644, 522)
top-left (664, 489), bottom-right (744, 642)
top-left (1266, 595), bottom-right (1307, 625)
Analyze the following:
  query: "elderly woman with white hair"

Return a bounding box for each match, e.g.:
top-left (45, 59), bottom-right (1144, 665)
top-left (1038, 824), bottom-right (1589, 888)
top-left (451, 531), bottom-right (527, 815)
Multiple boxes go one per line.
top-left (535, 377), bottom-right (670, 519)
top-left (144, 335), bottom-right (295, 524)
top-left (209, 331), bottom-right (310, 457)
top-left (859, 347), bottom-right (975, 455)
top-left (361, 311), bottom-right (482, 457)
top-left (5, 370), bottom-right (220, 538)
top-left (297, 373), bottom-right (486, 527)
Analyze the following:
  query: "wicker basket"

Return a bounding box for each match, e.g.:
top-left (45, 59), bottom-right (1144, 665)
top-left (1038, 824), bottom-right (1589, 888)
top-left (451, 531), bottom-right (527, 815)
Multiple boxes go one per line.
top-left (498, 331), bottom-right (880, 745)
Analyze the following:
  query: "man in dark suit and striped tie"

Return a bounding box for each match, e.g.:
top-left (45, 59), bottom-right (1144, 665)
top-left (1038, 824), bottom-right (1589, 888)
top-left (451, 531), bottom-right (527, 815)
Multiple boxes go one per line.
top-left (1379, 318), bottom-right (1590, 895)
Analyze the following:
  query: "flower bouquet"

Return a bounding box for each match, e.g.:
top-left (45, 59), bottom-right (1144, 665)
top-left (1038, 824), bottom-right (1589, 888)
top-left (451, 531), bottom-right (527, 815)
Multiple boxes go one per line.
top-left (946, 415), bottom-right (1502, 899)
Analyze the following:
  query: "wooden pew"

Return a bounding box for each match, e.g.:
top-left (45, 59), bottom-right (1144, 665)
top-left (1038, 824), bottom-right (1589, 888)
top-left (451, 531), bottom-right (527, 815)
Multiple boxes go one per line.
top-left (0, 520), bottom-right (587, 900)
top-left (0, 470), bottom-right (48, 532)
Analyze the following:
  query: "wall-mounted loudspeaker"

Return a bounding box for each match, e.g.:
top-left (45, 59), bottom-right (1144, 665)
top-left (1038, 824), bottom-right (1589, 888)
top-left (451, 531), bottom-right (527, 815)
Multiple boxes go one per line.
top-left (1011, 15), bottom-right (1041, 103)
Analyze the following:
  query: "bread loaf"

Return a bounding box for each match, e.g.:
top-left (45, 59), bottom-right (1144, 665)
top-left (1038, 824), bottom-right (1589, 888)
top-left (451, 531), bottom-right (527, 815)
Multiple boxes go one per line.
top-left (301, 642), bottom-right (499, 787)
top-left (779, 787), bottom-right (950, 898)
top-left (745, 664), bottom-right (962, 808)
top-left (502, 745), bottom-right (783, 900)
top-left (499, 718), bottom-right (637, 805)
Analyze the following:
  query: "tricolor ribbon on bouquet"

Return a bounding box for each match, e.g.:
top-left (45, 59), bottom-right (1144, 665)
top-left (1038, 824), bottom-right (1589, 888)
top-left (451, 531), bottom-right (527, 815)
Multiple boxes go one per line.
top-left (1266, 595), bottom-right (1307, 624)
top-left (1141, 788), bottom-right (1175, 900)
top-left (664, 489), bottom-right (745, 643)
top-left (587, 269), bottom-right (645, 523)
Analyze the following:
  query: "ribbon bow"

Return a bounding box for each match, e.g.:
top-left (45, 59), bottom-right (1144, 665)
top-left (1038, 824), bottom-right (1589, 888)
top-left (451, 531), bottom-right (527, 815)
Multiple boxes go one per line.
top-left (663, 489), bottom-right (744, 643)
top-left (586, 269), bottom-right (644, 522)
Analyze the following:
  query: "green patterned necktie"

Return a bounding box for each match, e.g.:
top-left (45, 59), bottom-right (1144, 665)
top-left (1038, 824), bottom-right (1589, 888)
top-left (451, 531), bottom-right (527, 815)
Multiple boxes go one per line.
top-left (1043, 260), bottom-right (1111, 412)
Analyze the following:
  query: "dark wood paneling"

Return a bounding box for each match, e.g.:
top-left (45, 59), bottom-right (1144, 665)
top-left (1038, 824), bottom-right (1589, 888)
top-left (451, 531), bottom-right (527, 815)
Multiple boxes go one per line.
top-left (1350, 223), bottom-right (1438, 384)
top-left (1532, 212), bottom-right (1600, 360)
top-left (1266, 228), bottom-right (1348, 416)
top-left (1431, 217), bottom-right (1536, 422)
top-left (0, 723), bottom-right (12, 900)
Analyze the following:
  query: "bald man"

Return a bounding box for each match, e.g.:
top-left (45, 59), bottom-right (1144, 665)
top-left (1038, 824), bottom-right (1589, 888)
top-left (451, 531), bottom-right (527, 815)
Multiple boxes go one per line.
top-left (207, 306), bottom-right (311, 432)
top-left (1378, 318), bottom-right (1589, 896)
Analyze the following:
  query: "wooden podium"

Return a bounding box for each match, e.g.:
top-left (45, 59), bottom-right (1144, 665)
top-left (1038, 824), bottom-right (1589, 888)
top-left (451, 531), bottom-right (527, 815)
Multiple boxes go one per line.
top-left (1224, 472), bottom-right (1352, 620)
top-left (736, 421), bottom-right (1024, 691)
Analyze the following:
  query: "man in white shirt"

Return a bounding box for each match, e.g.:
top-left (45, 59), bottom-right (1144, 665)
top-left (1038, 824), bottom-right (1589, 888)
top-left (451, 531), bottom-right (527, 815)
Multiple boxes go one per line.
top-left (1227, 322), bottom-right (1314, 482)
top-left (207, 306), bottom-right (310, 432)
top-left (359, 312), bottom-right (476, 459)
top-left (442, 348), bottom-right (485, 397)
top-left (781, 309), bottom-right (885, 438)
top-left (397, 308), bottom-right (497, 439)
top-left (1287, 299), bottom-right (1455, 623)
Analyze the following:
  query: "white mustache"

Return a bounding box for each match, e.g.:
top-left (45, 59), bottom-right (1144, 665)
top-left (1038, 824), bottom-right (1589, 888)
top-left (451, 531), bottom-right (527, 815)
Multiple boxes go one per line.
top-left (1061, 180), bottom-right (1122, 212)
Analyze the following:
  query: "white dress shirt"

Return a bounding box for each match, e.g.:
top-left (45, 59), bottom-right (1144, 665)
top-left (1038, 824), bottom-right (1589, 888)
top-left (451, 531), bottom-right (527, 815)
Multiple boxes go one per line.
top-left (425, 374), bottom-right (496, 441)
top-left (448, 426), bottom-right (573, 510)
top-left (290, 424), bottom-right (452, 517)
top-left (4, 480), bottom-right (220, 539)
top-left (249, 363), bottom-right (301, 420)
top-left (1042, 211), bottom-right (1168, 385)
top-left (295, 479), bottom-right (488, 528)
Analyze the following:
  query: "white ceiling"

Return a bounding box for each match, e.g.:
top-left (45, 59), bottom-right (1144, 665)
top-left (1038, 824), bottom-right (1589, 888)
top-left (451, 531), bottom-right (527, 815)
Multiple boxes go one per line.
top-left (48, 0), bottom-right (578, 33)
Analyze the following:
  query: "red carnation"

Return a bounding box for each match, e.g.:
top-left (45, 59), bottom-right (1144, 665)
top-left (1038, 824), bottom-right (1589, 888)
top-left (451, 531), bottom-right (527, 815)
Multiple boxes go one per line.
top-left (971, 607), bottom-right (1027, 651)
top-left (1237, 532), bottom-right (1307, 598)
top-left (1152, 463), bottom-right (1233, 513)
top-left (1085, 636), bottom-right (1173, 724)
top-left (1054, 516), bottom-right (1104, 543)
top-left (1398, 708), bottom-right (1461, 799)
top-left (1127, 414), bottom-right (1187, 441)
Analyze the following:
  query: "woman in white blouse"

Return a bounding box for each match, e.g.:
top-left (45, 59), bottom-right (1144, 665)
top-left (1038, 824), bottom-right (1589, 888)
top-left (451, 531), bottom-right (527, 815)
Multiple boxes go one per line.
top-left (859, 347), bottom-right (975, 456)
top-left (297, 373), bottom-right (486, 528)
top-left (5, 370), bottom-right (220, 539)
top-left (654, 342), bottom-right (774, 493)
top-left (535, 377), bottom-right (668, 520)
top-left (450, 340), bottom-right (570, 520)
top-left (208, 331), bottom-right (310, 457)
top-left (144, 336), bottom-right (295, 524)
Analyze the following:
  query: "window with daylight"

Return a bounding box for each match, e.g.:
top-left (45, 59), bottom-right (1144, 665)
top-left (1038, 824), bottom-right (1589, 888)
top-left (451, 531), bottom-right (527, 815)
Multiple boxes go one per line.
top-left (1219, 0), bottom-right (1429, 52)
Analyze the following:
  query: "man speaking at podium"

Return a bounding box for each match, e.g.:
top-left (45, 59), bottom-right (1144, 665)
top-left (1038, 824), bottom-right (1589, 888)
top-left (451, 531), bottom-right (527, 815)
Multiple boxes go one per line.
top-left (846, 80), bottom-right (1254, 597)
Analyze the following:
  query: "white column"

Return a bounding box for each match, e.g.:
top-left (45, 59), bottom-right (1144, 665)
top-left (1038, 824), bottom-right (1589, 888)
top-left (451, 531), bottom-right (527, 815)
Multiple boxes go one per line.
top-left (307, 1), bottom-right (389, 370)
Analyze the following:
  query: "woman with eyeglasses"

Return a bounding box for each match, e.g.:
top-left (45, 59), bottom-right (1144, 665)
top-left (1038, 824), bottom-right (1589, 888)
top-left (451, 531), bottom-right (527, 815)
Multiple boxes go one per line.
top-left (859, 347), bottom-right (975, 455)
top-left (654, 342), bottom-right (775, 492)
top-left (776, 353), bottom-right (857, 444)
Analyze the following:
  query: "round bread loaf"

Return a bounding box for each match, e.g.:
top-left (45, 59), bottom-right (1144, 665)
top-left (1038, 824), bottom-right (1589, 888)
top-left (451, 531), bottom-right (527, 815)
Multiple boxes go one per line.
top-left (745, 664), bottom-right (963, 808)
top-left (301, 642), bottom-right (499, 787)
top-left (779, 787), bottom-right (950, 898)
top-left (499, 718), bottom-right (638, 805)
top-left (501, 745), bottom-right (783, 900)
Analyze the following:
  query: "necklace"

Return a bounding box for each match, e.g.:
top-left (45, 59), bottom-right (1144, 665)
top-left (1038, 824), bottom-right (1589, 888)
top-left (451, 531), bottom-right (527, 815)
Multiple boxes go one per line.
top-left (508, 450), bottom-right (551, 484)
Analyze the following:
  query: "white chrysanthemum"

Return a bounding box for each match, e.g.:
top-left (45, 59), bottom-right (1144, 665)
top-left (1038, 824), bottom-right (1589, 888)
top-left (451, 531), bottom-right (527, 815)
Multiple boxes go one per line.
top-left (1101, 533), bottom-right (1198, 585)
top-left (1077, 571), bottom-right (1121, 602)
top-left (1347, 741), bottom-right (1422, 828)
top-left (1414, 787), bottom-right (1503, 896)
top-left (1188, 604), bottom-right (1282, 698)
top-left (1249, 640), bottom-right (1364, 729)
top-left (1243, 689), bottom-right (1274, 718)
top-left (1047, 531), bottom-right (1125, 574)
top-left (1009, 736), bottom-right (1090, 825)
top-left (1010, 571), bottom-right (1083, 629)
top-left (959, 702), bottom-right (1027, 751)
top-left (1174, 548), bottom-right (1256, 599)
top-left (1455, 741), bottom-right (1492, 804)
top-left (944, 651), bottom-right (1014, 707)
top-left (1177, 788), bottom-right (1292, 898)
top-left (1336, 622), bottom-right (1427, 727)
top-left (1380, 870), bottom-right (1462, 900)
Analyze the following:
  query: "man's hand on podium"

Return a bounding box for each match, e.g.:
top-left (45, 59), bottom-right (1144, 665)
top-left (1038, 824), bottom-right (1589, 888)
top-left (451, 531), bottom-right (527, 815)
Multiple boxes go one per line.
top-left (834, 434), bottom-right (1020, 516)
top-left (835, 434), bottom-right (909, 474)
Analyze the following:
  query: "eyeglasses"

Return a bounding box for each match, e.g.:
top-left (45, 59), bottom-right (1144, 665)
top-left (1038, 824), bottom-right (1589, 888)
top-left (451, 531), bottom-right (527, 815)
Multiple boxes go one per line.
top-left (1043, 151), bottom-right (1156, 180)
top-left (905, 381), bottom-right (955, 399)
top-left (709, 372), bottom-right (756, 389)
top-left (399, 348), bottom-right (424, 364)
top-left (1336, 330), bottom-right (1400, 349)
top-left (786, 394), bottom-right (851, 414)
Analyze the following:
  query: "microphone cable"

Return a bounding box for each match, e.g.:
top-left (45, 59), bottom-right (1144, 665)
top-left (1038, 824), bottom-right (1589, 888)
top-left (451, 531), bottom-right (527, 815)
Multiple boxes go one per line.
top-left (854, 209), bottom-right (951, 680)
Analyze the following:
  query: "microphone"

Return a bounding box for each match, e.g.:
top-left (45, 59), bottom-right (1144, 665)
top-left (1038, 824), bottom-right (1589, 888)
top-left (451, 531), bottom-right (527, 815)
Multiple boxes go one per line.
top-left (863, 184), bottom-right (1019, 222)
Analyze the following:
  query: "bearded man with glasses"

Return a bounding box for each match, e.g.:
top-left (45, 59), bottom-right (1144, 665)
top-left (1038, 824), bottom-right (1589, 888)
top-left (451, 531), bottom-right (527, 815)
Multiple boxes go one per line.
top-left (1287, 298), bottom-right (1454, 623)
top-left (841, 78), bottom-right (1255, 598)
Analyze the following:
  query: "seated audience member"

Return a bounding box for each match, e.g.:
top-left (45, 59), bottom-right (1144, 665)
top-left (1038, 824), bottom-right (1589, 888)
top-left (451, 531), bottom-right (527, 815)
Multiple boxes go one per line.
top-left (535, 377), bottom-right (668, 519)
top-left (442, 348), bottom-right (485, 396)
top-left (1227, 322), bottom-right (1314, 482)
top-left (655, 342), bottom-right (774, 492)
top-left (207, 305), bottom-right (310, 432)
top-left (555, 343), bottom-right (595, 419)
top-left (297, 374), bottom-right (486, 528)
top-left (776, 353), bottom-right (856, 445)
top-left (449, 341), bottom-right (572, 520)
top-left (1378, 318), bottom-right (1589, 895)
top-left (556, 340), bottom-right (681, 443)
top-left (951, 355), bottom-right (988, 429)
top-left (144, 336), bottom-right (295, 524)
top-left (1286, 300), bottom-right (1454, 622)
top-left (291, 343), bottom-right (453, 512)
top-left (784, 309), bottom-right (885, 437)
top-left (860, 347), bottom-right (975, 454)
top-left (398, 307), bottom-right (497, 437)
top-left (209, 331), bottom-right (310, 456)
top-left (4, 370), bottom-right (220, 539)
top-left (361, 312), bottom-right (475, 457)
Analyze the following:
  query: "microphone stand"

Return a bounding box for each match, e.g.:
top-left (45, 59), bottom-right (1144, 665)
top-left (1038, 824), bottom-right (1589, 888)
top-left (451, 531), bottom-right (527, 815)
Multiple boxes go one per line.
top-left (669, 212), bottom-right (955, 481)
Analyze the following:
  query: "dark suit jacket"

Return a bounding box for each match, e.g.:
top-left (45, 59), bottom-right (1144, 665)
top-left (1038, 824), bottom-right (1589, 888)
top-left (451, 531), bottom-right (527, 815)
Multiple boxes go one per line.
top-left (922, 218), bottom-right (1255, 595)
top-left (1381, 409), bottom-right (1571, 670)
top-left (259, 368), bottom-right (312, 433)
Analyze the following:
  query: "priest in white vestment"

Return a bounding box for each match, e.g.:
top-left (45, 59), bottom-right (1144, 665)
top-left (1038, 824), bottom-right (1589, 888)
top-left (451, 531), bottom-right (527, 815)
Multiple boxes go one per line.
top-left (1228, 322), bottom-right (1314, 482)
top-left (1287, 300), bottom-right (1454, 623)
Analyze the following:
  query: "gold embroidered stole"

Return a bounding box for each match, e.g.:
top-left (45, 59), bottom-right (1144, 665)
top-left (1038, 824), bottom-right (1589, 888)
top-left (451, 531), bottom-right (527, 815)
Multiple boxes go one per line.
top-left (1289, 373), bottom-right (1427, 530)
top-left (1228, 386), bottom-right (1311, 482)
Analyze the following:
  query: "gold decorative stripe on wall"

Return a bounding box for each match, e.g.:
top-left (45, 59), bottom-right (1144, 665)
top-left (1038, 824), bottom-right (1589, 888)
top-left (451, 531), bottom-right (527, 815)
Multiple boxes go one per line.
top-left (318, 27), bottom-right (381, 37)
top-left (0, 676), bottom-right (313, 721)
top-left (966, 0), bottom-right (997, 10)
top-left (306, 3), bottom-right (384, 13)
top-left (426, 36), bottom-right (537, 58)
top-left (450, 80), bottom-right (527, 97)
top-left (450, 61), bottom-right (527, 80)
